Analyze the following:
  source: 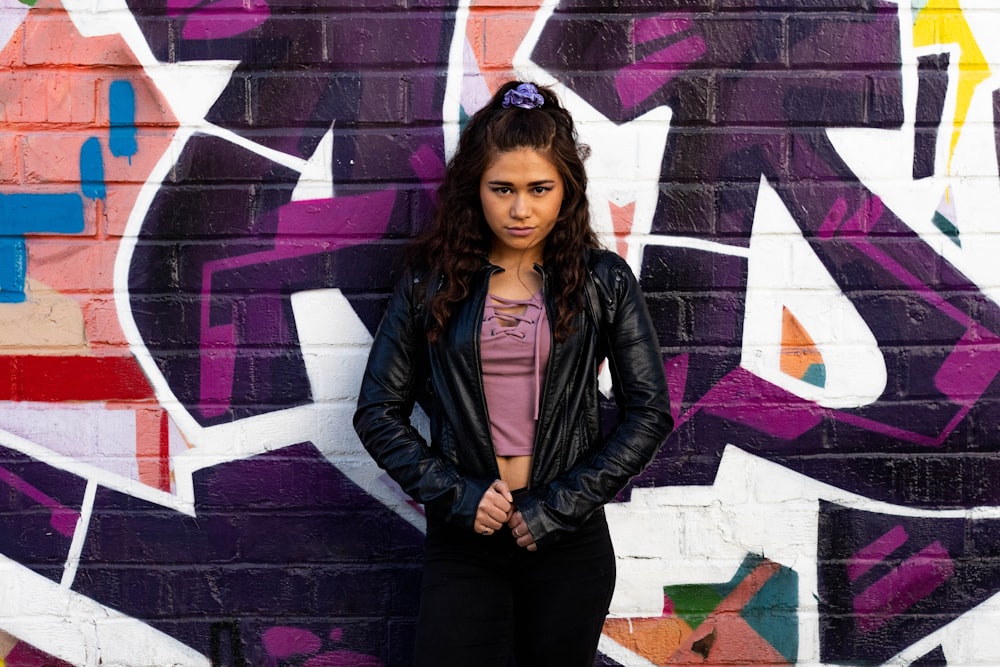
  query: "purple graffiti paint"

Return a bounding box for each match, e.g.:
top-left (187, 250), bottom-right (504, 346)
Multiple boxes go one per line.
top-left (853, 541), bottom-right (955, 633)
top-left (72, 442), bottom-right (424, 665)
top-left (125, 0), bottom-right (456, 424)
top-left (696, 367), bottom-right (823, 439)
top-left (262, 626), bottom-right (323, 659)
top-left (178, 0), bottom-right (270, 40)
top-left (0, 465), bottom-right (79, 538)
top-left (616, 14), bottom-right (707, 111)
top-left (197, 189), bottom-right (396, 418)
top-left (847, 525), bottom-right (908, 582)
top-left (934, 323), bottom-right (1000, 402)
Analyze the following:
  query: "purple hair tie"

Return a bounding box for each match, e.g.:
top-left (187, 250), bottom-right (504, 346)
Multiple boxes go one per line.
top-left (502, 83), bottom-right (545, 110)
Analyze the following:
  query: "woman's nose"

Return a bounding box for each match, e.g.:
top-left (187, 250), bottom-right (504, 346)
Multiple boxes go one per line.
top-left (510, 195), bottom-right (529, 219)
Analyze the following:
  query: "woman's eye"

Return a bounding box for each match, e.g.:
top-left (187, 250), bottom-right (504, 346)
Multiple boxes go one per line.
top-left (533, 187), bottom-right (551, 194)
top-left (494, 187), bottom-right (511, 194)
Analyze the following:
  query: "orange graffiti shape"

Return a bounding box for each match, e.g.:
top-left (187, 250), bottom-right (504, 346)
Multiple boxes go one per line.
top-left (467, 0), bottom-right (543, 92)
top-left (780, 306), bottom-right (823, 381)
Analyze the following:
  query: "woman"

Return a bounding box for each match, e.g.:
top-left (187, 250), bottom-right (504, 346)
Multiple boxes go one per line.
top-left (354, 81), bottom-right (672, 666)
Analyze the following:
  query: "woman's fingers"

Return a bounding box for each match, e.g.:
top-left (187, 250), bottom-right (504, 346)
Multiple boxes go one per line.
top-left (475, 480), bottom-right (513, 534)
top-left (508, 511), bottom-right (536, 550)
top-left (492, 478), bottom-right (514, 503)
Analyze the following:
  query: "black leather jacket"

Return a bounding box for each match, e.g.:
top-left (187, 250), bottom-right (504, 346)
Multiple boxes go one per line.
top-left (354, 248), bottom-right (672, 547)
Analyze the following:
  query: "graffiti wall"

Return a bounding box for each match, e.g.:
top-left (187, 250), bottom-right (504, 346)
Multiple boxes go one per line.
top-left (1, 0), bottom-right (999, 662)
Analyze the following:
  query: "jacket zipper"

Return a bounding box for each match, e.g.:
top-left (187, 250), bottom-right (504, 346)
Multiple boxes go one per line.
top-left (475, 263), bottom-right (504, 479)
top-left (527, 263), bottom-right (557, 489)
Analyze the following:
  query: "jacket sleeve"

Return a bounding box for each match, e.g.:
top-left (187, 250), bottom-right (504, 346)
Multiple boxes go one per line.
top-left (353, 270), bottom-right (489, 529)
top-left (517, 255), bottom-right (673, 547)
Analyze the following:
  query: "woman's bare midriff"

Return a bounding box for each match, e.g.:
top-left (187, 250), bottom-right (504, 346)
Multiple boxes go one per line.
top-left (497, 455), bottom-right (532, 491)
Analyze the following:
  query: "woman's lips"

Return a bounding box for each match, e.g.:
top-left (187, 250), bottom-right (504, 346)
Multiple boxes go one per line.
top-left (507, 227), bottom-right (534, 237)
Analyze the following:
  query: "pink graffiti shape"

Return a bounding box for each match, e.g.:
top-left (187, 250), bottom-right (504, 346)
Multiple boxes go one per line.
top-left (847, 525), bottom-right (907, 582)
top-left (409, 144), bottom-right (447, 199)
top-left (176, 0), bottom-right (271, 40)
top-left (853, 540), bottom-right (955, 633)
top-left (198, 189), bottom-right (397, 418)
top-left (665, 353), bottom-right (688, 424)
top-left (696, 367), bottom-right (824, 439)
top-left (935, 323), bottom-right (1000, 403)
top-left (826, 193), bottom-right (973, 330)
top-left (616, 36), bottom-right (707, 112)
top-left (0, 465), bottom-right (80, 537)
top-left (817, 195), bottom-right (884, 239)
top-left (633, 15), bottom-right (693, 45)
top-left (262, 626), bottom-right (323, 659)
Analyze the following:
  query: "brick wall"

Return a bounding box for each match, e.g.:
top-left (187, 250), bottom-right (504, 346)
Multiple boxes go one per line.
top-left (1, 0), bottom-right (999, 664)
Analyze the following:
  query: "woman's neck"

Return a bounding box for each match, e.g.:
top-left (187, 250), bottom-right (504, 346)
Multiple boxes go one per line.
top-left (488, 251), bottom-right (543, 299)
top-left (488, 247), bottom-right (543, 273)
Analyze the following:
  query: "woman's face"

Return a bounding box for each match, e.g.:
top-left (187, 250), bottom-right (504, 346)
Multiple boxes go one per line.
top-left (479, 148), bottom-right (565, 261)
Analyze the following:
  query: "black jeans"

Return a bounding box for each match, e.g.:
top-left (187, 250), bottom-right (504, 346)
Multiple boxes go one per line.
top-left (414, 508), bottom-right (616, 667)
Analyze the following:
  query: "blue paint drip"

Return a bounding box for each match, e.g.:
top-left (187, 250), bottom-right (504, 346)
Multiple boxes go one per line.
top-left (79, 137), bottom-right (106, 200)
top-left (0, 192), bottom-right (85, 302)
top-left (109, 80), bottom-right (138, 162)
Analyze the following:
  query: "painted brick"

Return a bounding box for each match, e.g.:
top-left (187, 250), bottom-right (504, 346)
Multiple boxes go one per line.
top-left (0, 133), bottom-right (20, 183)
top-left (482, 13), bottom-right (537, 68)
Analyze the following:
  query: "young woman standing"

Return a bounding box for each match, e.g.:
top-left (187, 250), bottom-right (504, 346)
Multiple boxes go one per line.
top-left (354, 81), bottom-right (673, 666)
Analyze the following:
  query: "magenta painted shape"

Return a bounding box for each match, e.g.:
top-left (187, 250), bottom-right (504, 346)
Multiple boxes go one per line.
top-left (633, 15), bottom-right (693, 46)
top-left (854, 540), bottom-right (955, 633)
top-left (696, 367), bottom-right (824, 439)
top-left (934, 323), bottom-right (1000, 402)
top-left (198, 190), bottom-right (396, 418)
top-left (665, 353), bottom-right (688, 425)
top-left (615, 36), bottom-right (706, 111)
top-left (817, 195), bottom-right (884, 239)
top-left (263, 626), bottom-right (323, 659)
top-left (181, 0), bottom-right (270, 40)
top-left (5, 641), bottom-right (73, 667)
top-left (409, 143), bottom-right (446, 187)
top-left (0, 465), bottom-right (79, 538)
top-left (817, 198), bottom-right (849, 239)
top-left (847, 525), bottom-right (907, 582)
top-left (165, 0), bottom-right (201, 14)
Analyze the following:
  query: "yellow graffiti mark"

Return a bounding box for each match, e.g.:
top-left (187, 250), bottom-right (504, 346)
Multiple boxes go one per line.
top-left (912, 0), bottom-right (991, 173)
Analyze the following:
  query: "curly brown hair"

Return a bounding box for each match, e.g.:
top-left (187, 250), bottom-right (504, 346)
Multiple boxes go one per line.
top-left (412, 81), bottom-right (600, 342)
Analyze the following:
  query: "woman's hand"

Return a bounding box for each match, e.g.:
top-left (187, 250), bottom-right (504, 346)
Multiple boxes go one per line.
top-left (508, 510), bottom-right (536, 551)
top-left (475, 479), bottom-right (513, 536)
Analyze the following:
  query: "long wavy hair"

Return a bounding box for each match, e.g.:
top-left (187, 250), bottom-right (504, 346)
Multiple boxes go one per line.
top-left (412, 81), bottom-right (599, 342)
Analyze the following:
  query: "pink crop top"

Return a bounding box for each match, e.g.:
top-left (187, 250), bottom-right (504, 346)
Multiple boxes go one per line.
top-left (480, 291), bottom-right (551, 457)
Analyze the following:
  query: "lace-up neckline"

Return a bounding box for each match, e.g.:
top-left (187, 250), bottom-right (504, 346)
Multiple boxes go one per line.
top-left (484, 293), bottom-right (540, 338)
top-left (480, 291), bottom-right (550, 450)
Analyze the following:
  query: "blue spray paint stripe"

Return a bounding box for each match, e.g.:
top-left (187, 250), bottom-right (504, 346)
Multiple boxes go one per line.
top-left (0, 193), bottom-right (84, 302)
top-left (79, 137), bottom-right (106, 200)
top-left (109, 80), bottom-right (138, 161)
top-left (0, 193), bottom-right (85, 234)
